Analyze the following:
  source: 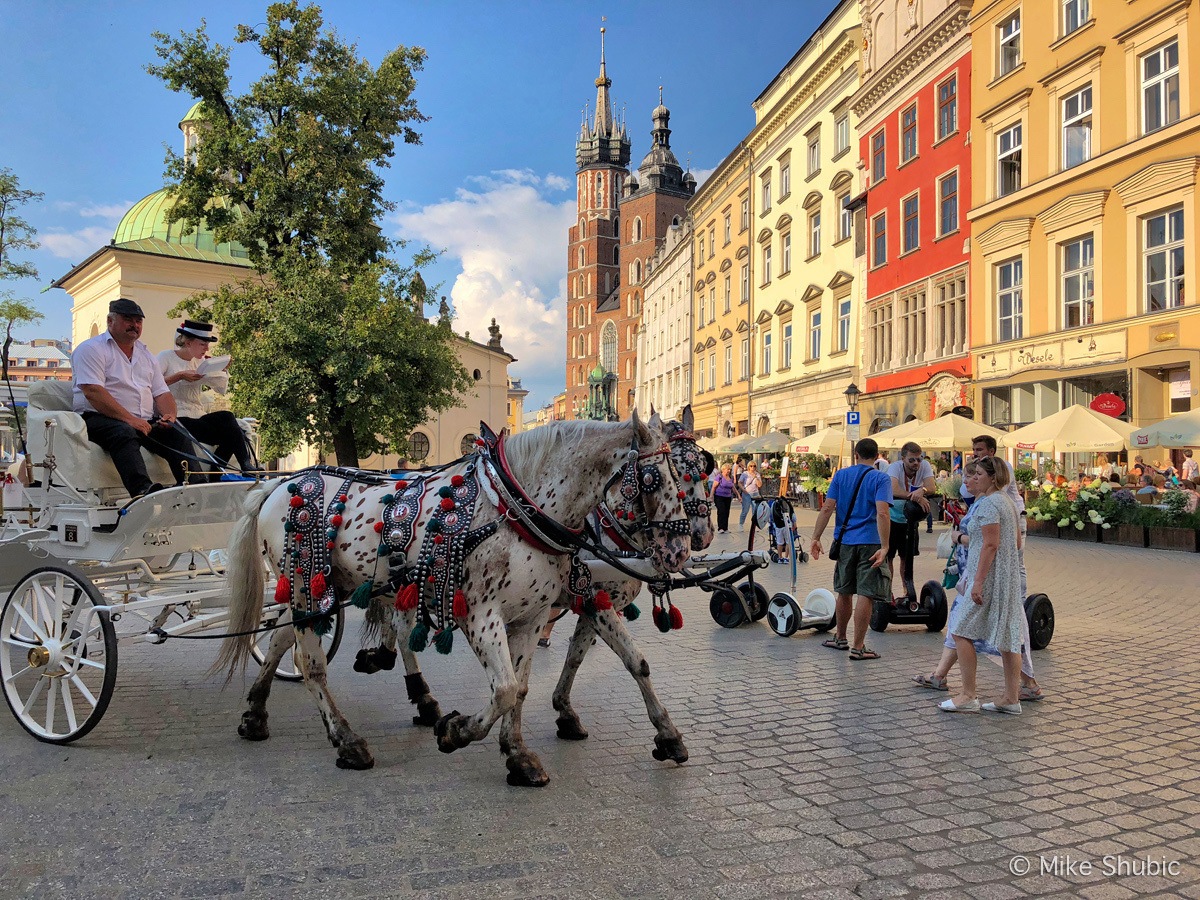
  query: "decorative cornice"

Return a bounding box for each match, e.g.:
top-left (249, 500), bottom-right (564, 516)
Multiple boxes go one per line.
top-left (719, 258), bottom-right (733, 271)
top-left (755, 309), bottom-right (774, 324)
top-left (1114, 156), bottom-right (1200, 207)
top-left (1038, 45), bottom-right (1105, 87)
top-left (851, 1), bottom-right (970, 118)
top-left (775, 213), bottom-right (793, 230)
top-left (1114, 0), bottom-right (1191, 44)
top-left (757, 227), bottom-right (773, 244)
top-left (749, 34), bottom-right (859, 154)
top-left (830, 169), bottom-right (854, 191)
top-left (977, 87), bottom-right (1033, 123)
top-left (828, 269), bottom-right (854, 290)
top-left (719, 327), bottom-right (733, 340)
top-left (802, 191), bottom-right (823, 210)
top-left (1039, 190), bottom-right (1109, 235)
top-left (704, 336), bottom-right (717, 349)
top-left (800, 284), bottom-right (824, 304)
top-left (774, 299), bottom-right (795, 316)
top-left (975, 216), bottom-right (1035, 256)
top-left (736, 245), bottom-right (750, 260)
top-left (736, 320), bottom-right (750, 333)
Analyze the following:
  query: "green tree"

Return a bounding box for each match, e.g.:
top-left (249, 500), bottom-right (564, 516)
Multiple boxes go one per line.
top-left (148, 2), bottom-right (472, 465)
top-left (0, 169), bottom-right (45, 392)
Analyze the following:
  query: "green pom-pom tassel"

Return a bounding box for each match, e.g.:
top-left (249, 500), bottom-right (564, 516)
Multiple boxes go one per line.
top-left (624, 602), bottom-right (641, 621)
top-left (349, 581), bottom-right (373, 610)
top-left (408, 621), bottom-right (430, 652)
top-left (434, 628), bottom-right (454, 654)
top-left (312, 614), bottom-right (332, 637)
top-left (437, 486), bottom-right (454, 498)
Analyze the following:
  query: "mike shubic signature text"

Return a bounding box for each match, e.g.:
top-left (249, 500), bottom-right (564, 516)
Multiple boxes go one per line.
top-left (1008, 854), bottom-right (1183, 877)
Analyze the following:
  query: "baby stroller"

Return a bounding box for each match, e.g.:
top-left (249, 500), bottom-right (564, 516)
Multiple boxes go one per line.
top-left (767, 497), bottom-right (808, 565)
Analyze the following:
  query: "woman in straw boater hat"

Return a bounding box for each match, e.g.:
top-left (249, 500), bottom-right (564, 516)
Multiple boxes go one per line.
top-left (157, 320), bottom-right (259, 477)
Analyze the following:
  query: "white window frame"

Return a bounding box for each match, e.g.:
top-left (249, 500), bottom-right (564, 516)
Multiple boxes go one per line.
top-left (902, 193), bottom-right (920, 254)
top-left (998, 11), bottom-right (1021, 77)
top-left (740, 198), bottom-right (750, 231)
top-left (1062, 84), bottom-right (1093, 170)
top-left (997, 258), bottom-right (1024, 342)
top-left (740, 264), bottom-right (750, 303)
top-left (807, 136), bottom-right (820, 177)
top-left (1141, 40), bottom-right (1180, 135)
top-left (724, 275), bottom-right (732, 313)
top-left (835, 114), bottom-right (850, 155)
top-left (781, 321), bottom-right (793, 369)
top-left (782, 231), bottom-right (792, 273)
top-left (938, 171), bottom-right (958, 236)
top-left (997, 123), bottom-right (1023, 197)
top-left (723, 214), bottom-right (731, 245)
top-left (761, 331), bottom-right (772, 375)
top-left (762, 245), bottom-right (773, 283)
top-left (780, 160), bottom-right (792, 198)
top-left (1062, 235), bottom-right (1095, 329)
top-left (724, 345), bottom-right (733, 385)
top-left (900, 104), bottom-right (918, 163)
top-left (810, 212), bottom-right (821, 258)
top-left (709, 353), bottom-right (716, 391)
top-left (1144, 207), bottom-right (1185, 313)
top-left (1062, 0), bottom-right (1089, 37)
top-left (808, 310), bottom-right (822, 362)
top-left (761, 174), bottom-right (772, 213)
top-left (837, 297), bottom-right (851, 352)
top-left (838, 192), bottom-right (853, 242)
top-left (740, 337), bottom-right (750, 380)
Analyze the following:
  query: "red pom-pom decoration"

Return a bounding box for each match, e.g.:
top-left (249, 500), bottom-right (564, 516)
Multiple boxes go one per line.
top-left (289, 495), bottom-right (304, 508)
top-left (395, 480), bottom-right (408, 491)
top-left (440, 497), bottom-right (455, 511)
top-left (373, 521), bottom-right (384, 533)
top-left (683, 473), bottom-right (692, 482)
top-left (274, 575), bottom-right (291, 604)
top-left (427, 575), bottom-right (436, 583)
top-left (669, 605), bottom-right (684, 630)
top-left (330, 514), bottom-right (343, 526)
top-left (451, 475), bottom-right (465, 487)
top-left (394, 583), bottom-right (419, 611)
top-left (327, 541), bottom-right (335, 549)
top-left (452, 589), bottom-right (468, 619)
top-left (310, 573), bottom-right (327, 598)
top-left (433, 534), bottom-right (445, 544)
top-left (337, 494), bottom-right (347, 503)
top-left (677, 490), bottom-right (686, 499)
top-left (594, 590), bottom-right (613, 611)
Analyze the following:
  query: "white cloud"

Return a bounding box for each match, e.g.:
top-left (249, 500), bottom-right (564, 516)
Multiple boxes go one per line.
top-left (41, 226), bottom-right (113, 260)
top-left (393, 171), bottom-right (575, 405)
top-left (79, 203), bottom-right (133, 219)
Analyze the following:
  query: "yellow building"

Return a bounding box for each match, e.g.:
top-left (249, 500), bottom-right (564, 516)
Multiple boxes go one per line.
top-left (745, 0), bottom-right (864, 440)
top-left (969, 0), bottom-right (1200, 434)
top-left (688, 144), bottom-right (753, 440)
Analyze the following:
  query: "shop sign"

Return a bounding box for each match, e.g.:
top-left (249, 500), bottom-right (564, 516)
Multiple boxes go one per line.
top-left (1169, 370), bottom-right (1191, 400)
top-left (1089, 393), bottom-right (1126, 417)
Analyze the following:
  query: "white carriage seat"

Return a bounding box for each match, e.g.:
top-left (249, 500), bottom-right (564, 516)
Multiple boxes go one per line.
top-left (27, 381), bottom-right (176, 497)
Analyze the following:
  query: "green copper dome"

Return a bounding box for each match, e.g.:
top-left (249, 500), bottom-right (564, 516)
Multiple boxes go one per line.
top-left (180, 100), bottom-right (205, 125)
top-left (590, 363), bottom-right (606, 381)
top-left (111, 189), bottom-right (251, 266)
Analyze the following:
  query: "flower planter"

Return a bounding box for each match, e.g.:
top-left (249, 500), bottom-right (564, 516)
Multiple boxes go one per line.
top-left (1147, 527), bottom-right (1200, 553)
top-left (1060, 523), bottom-right (1100, 542)
top-left (1025, 518), bottom-right (1057, 537)
top-left (1104, 524), bottom-right (1147, 548)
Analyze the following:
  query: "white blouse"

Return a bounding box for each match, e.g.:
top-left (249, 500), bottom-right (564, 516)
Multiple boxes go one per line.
top-left (156, 349), bottom-right (229, 419)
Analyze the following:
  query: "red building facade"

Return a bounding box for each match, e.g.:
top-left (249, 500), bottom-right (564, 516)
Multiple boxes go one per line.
top-left (851, 0), bottom-right (973, 433)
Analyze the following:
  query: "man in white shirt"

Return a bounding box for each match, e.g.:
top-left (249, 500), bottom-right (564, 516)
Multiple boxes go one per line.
top-left (886, 441), bottom-right (937, 584)
top-left (72, 298), bottom-right (195, 496)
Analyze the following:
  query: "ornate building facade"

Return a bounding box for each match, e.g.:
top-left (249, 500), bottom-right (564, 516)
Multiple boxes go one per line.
top-left (636, 217), bottom-right (692, 418)
top-left (852, 0), bottom-right (973, 434)
top-left (564, 31), bottom-right (694, 421)
top-left (969, 0), bottom-right (1199, 435)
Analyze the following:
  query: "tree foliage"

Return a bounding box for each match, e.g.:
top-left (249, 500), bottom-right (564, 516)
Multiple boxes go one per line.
top-left (0, 167), bottom-right (43, 283)
top-left (147, 1), bottom-right (427, 271)
top-left (148, 3), bottom-right (474, 465)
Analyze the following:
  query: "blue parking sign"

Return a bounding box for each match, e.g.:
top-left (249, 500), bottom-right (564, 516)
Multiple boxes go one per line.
top-left (846, 411), bottom-right (860, 426)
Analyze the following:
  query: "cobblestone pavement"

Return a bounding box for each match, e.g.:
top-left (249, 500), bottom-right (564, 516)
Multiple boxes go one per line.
top-left (2, 517), bottom-right (1200, 899)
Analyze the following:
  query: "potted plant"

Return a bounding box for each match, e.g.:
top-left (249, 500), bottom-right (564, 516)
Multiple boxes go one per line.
top-left (1104, 489), bottom-right (1147, 547)
top-left (1014, 466), bottom-right (1035, 503)
top-left (1146, 490), bottom-right (1200, 552)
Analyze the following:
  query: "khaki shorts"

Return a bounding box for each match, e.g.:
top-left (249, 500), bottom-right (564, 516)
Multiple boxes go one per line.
top-left (833, 543), bottom-right (892, 600)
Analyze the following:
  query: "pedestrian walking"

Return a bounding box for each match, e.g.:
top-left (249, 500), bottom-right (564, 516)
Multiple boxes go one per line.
top-left (711, 462), bottom-right (738, 533)
top-left (738, 461), bottom-right (763, 530)
top-left (809, 438), bottom-right (893, 660)
top-left (940, 457), bottom-right (1025, 714)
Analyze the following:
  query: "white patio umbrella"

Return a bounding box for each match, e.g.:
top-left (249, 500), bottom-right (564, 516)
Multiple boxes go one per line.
top-left (1001, 404), bottom-right (1135, 454)
top-left (789, 425), bottom-right (845, 455)
top-left (872, 416), bottom-right (926, 450)
top-left (1130, 408), bottom-right (1200, 449)
top-left (896, 415), bottom-right (1005, 452)
top-left (741, 431), bottom-right (792, 453)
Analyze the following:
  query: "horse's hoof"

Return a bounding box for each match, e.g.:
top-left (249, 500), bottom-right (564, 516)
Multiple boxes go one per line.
top-left (238, 713), bottom-right (269, 741)
top-left (555, 716), bottom-right (589, 741)
top-left (335, 742), bottom-right (375, 770)
top-left (413, 699), bottom-right (442, 728)
top-left (505, 757), bottom-right (550, 787)
top-left (434, 710), bottom-right (464, 753)
top-left (352, 648), bottom-right (380, 675)
top-left (652, 736), bottom-right (689, 764)
top-left (373, 647), bottom-right (397, 670)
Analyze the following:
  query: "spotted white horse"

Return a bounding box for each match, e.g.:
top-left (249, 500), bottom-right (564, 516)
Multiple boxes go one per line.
top-left (354, 406), bottom-right (715, 767)
top-left (214, 413), bottom-right (691, 785)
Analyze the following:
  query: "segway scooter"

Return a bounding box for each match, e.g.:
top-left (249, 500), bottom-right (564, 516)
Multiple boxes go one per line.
top-left (869, 499), bottom-right (948, 633)
top-left (709, 497), bottom-right (807, 629)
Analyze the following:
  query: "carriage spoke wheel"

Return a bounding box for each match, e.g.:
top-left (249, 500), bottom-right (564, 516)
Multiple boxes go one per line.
top-left (0, 566), bottom-right (117, 743)
top-left (251, 601), bottom-right (346, 682)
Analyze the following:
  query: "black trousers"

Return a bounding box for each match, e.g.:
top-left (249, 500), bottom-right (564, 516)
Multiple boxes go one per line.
top-left (82, 412), bottom-right (194, 495)
top-left (714, 494), bottom-right (733, 531)
top-left (178, 412), bottom-right (255, 472)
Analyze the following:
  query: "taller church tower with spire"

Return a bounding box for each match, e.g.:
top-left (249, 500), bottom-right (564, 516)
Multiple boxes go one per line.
top-left (565, 30), bottom-right (694, 421)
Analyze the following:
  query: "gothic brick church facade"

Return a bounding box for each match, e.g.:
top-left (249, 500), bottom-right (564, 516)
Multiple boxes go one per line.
top-left (564, 30), bottom-right (694, 420)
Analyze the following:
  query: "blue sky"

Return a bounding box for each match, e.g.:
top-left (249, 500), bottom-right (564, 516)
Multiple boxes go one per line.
top-left (0, 1), bottom-right (832, 407)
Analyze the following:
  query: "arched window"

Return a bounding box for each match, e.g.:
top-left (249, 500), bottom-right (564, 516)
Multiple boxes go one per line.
top-left (89, 322), bottom-right (100, 338)
top-left (612, 246), bottom-right (619, 265)
top-left (634, 260), bottom-right (642, 284)
top-left (595, 173), bottom-right (603, 207)
top-left (601, 321), bottom-right (618, 373)
top-left (634, 217), bottom-right (643, 241)
top-left (612, 216), bottom-right (619, 237)
top-left (578, 247), bottom-right (584, 268)
top-left (579, 217), bottom-right (585, 236)
top-left (408, 432), bottom-right (431, 462)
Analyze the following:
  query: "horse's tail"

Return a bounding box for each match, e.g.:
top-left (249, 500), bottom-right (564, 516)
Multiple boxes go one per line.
top-left (210, 480), bottom-right (284, 682)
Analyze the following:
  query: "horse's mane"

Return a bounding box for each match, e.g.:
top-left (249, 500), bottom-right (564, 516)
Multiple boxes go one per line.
top-left (503, 419), bottom-right (631, 482)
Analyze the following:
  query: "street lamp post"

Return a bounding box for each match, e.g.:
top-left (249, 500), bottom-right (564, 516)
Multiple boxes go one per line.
top-left (842, 382), bottom-right (862, 469)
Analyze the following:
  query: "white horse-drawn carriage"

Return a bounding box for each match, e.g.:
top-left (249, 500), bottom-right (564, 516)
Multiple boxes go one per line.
top-left (0, 381), bottom-right (341, 743)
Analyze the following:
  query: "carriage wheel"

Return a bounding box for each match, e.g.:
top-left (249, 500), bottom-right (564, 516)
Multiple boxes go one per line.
top-left (1024, 593), bottom-right (1054, 651)
top-left (250, 602), bottom-right (346, 682)
top-left (0, 566), bottom-right (117, 744)
top-left (739, 583), bottom-right (770, 621)
top-left (709, 588), bottom-right (745, 628)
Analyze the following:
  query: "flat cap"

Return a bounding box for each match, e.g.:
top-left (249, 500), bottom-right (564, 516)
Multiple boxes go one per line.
top-left (109, 298), bottom-right (145, 318)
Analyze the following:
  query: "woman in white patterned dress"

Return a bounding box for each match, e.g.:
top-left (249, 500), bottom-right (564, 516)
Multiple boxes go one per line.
top-left (940, 457), bottom-right (1025, 715)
